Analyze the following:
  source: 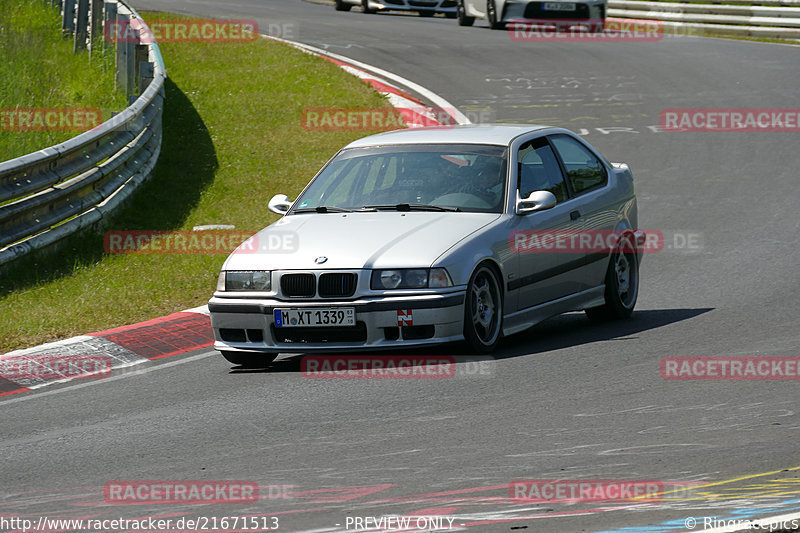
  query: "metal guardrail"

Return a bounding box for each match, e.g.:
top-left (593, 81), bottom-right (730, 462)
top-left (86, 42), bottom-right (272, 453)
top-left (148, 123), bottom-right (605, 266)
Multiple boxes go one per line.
top-left (0, 0), bottom-right (166, 269)
top-left (608, 0), bottom-right (800, 38)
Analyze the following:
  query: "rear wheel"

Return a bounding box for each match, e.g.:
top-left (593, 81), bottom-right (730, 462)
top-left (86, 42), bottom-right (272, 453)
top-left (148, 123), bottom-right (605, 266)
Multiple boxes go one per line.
top-left (463, 264), bottom-right (503, 353)
top-left (334, 0), bottom-right (352, 11)
top-left (487, 0), bottom-right (505, 29)
top-left (362, 0), bottom-right (377, 13)
top-left (457, 0), bottom-right (475, 25)
top-left (220, 351), bottom-right (277, 368)
top-left (585, 235), bottom-right (639, 321)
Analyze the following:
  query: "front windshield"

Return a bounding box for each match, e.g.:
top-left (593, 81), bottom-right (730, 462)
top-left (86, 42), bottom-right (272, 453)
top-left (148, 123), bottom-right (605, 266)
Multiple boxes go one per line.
top-left (292, 144), bottom-right (508, 214)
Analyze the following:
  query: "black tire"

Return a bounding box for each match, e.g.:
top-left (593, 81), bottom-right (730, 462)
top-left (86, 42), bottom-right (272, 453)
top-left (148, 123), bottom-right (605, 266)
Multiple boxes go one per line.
top-left (334, 0), bottom-right (352, 11)
top-left (487, 0), bottom-right (504, 29)
top-left (463, 263), bottom-right (503, 353)
top-left (220, 350), bottom-right (277, 368)
top-left (362, 0), bottom-right (377, 13)
top-left (585, 235), bottom-right (639, 321)
top-left (457, 0), bottom-right (475, 25)
top-left (418, 9), bottom-right (435, 16)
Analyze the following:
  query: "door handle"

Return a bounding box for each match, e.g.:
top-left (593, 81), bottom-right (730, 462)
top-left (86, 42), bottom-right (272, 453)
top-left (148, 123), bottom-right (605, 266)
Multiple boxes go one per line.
top-left (570, 210), bottom-right (581, 221)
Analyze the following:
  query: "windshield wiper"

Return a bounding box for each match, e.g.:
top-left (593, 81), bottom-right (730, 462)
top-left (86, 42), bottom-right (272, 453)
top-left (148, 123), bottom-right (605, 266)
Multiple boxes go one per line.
top-left (360, 203), bottom-right (460, 212)
top-left (293, 206), bottom-right (353, 213)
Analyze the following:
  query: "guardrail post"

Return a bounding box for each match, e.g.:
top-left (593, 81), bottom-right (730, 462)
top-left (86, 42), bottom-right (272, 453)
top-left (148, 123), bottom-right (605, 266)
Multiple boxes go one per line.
top-left (74, 0), bottom-right (90, 52)
top-left (138, 61), bottom-right (154, 95)
top-left (135, 44), bottom-right (149, 94)
top-left (88, 0), bottom-right (103, 57)
top-left (62, 0), bottom-right (76, 35)
top-left (126, 29), bottom-right (137, 101)
top-left (115, 13), bottom-right (130, 94)
top-left (103, 2), bottom-right (117, 51)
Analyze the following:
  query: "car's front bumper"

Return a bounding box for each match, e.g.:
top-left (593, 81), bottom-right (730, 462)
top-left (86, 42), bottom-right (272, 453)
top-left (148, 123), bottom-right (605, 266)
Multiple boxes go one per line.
top-left (501, 0), bottom-right (606, 22)
top-left (372, 0), bottom-right (457, 12)
top-left (209, 291), bottom-right (466, 354)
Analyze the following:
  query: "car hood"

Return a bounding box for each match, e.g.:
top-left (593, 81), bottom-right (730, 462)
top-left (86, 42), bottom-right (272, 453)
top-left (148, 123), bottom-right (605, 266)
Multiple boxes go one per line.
top-left (223, 211), bottom-right (501, 271)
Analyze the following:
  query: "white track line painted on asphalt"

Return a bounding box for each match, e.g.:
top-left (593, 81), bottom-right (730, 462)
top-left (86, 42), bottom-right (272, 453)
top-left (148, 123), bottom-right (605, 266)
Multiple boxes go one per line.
top-left (0, 350), bottom-right (215, 406)
top-left (263, 35), bottom-right (471, 125)
top-left (183, 304), bottom-right (210, 315)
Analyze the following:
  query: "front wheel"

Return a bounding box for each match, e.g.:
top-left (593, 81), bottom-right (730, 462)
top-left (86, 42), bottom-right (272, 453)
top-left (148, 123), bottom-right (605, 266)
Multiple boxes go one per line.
top-left (585, 236), bottom-right (639, 321)
top-left (362, 0), bottom-right (377, 13)
top-left (457, 0), bottom-right (475, 25)
top-left (220, 350), bottom-right (277, 368)
top-left (334, 0), bottom-right (352, 11)
top-left (463, 264), bottom-right (503, 353)
top-left (487, 0), bottom-right (505, 29)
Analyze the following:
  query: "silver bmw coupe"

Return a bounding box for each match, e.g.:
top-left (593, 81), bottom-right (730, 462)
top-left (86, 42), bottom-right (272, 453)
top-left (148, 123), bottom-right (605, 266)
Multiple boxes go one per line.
top-left (209, 125), bottom-right (645, 366)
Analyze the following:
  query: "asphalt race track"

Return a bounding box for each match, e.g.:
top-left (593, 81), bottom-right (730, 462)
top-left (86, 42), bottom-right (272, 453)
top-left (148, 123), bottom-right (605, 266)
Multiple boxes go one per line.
top-left (2, 1), bottom-right (799, 531)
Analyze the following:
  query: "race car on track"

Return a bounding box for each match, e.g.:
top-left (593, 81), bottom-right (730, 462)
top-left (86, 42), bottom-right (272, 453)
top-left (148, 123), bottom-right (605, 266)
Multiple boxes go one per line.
top-left (456, 0), bottom-right (606, 31)
top-left (209, 125), bottom-right (645, 367)
top-left (335, 0), bottom-right (457, 17)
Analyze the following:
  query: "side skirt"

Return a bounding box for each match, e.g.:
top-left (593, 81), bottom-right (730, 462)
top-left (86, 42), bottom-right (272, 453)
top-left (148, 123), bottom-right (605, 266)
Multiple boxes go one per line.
top-left (502, 285), bottom-right (606, 337)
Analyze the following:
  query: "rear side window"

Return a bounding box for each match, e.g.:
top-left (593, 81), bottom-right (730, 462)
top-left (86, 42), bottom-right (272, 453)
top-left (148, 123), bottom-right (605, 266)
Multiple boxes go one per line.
top-left (550, 135), bottom-right (607, 195)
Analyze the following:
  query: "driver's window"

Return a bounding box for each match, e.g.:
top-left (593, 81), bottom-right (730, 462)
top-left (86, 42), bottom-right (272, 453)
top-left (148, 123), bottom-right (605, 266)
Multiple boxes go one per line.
top-left (518, 138), bottom-right (568, 203)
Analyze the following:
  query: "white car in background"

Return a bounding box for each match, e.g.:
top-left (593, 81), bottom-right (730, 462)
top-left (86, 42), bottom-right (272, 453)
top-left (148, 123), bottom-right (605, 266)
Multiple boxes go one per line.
top-left (456, 0), bottom-right (606, 30)
top-left (335, 0), bottom-right (457, 17)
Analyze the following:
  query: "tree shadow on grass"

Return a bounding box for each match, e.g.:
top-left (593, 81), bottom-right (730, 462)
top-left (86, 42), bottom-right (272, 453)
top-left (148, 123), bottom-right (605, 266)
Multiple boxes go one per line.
top-left (0, 77), bottom-right (218, 292)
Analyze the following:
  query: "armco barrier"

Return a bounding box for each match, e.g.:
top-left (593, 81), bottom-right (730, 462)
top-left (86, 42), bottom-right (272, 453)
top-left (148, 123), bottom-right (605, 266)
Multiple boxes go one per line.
top-left (0, 0), bottom-right (166, 269)
top-left (608, 0), bottom-right (800, 39)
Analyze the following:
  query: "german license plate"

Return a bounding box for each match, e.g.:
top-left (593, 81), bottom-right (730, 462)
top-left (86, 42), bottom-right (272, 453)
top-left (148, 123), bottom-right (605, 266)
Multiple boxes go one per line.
top-left (274, 308), bottom-right (355, 328)
top-left (543, 2), bottom-right (576, 9)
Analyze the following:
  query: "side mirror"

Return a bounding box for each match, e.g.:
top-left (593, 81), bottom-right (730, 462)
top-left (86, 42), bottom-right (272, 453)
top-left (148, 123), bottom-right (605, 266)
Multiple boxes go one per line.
top-left (268, 194), bottom-right (292, 215)
top-left (516, 190), bottom-right (557, 215)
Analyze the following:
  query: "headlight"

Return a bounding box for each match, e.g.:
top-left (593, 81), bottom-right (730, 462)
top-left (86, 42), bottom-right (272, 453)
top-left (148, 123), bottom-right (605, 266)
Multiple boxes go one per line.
top-left (370, 268), bottom-right (452, 290)
top-left (219, 270), bottom-right (271, 291)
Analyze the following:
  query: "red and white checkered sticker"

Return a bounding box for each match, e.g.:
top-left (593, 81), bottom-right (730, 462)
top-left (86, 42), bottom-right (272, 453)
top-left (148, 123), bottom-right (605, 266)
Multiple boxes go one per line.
top-left (397, 310), bottom-right (413, 326)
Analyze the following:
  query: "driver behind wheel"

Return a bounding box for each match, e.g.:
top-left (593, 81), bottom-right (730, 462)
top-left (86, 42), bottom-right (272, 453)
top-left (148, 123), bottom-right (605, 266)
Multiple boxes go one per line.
top-left (458, 156), bottom-right (504, 207)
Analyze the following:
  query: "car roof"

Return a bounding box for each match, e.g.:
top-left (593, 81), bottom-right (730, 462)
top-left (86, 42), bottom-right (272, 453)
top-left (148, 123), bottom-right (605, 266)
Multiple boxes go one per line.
top-left (343, 124), bottom-right (556, 148)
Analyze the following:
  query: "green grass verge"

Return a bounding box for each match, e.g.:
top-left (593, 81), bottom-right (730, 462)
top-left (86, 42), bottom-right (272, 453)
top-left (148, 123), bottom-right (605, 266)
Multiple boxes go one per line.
top-left (0, 0), bottom-right (125, 161)
top-left (0, 11), bottom-right (397, 353)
